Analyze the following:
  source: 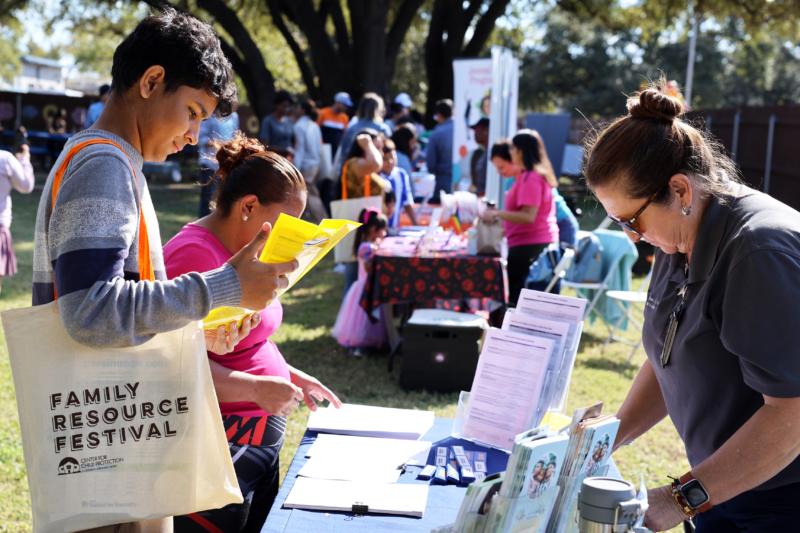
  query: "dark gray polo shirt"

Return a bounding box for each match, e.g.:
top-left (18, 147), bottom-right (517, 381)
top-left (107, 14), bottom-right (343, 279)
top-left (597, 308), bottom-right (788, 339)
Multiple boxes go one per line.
top-left (642, 185), bottom-right (800, 491)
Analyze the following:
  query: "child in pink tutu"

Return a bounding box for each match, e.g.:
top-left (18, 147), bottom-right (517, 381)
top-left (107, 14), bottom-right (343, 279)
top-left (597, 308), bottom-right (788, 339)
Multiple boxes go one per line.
top-left (333, 207), bottom-right (388, 355)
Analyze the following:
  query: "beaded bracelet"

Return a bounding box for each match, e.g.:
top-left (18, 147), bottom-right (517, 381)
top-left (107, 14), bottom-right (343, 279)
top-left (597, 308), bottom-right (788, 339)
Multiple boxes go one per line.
top-left (670, 480), bottom-right (697, 519)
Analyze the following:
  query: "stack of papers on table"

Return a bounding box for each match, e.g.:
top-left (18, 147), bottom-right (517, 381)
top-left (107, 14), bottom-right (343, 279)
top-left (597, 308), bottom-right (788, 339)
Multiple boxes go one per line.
top-left (299, 457), bottom-right (404, 484)
top-left (284, 478), bottom-right (429, 517)
top-left (305, 434), bottom-right (432, 465)
top-left (284, 404), bottom-right (436, 517)
top-left (306, 404), bottom-right (435, 440)
top-left (299, 435), bottom-right (432, 483)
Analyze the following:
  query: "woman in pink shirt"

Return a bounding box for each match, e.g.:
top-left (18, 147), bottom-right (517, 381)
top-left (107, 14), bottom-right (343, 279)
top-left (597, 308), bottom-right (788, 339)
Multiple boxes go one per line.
top-left (164, 133), bottom-right (341, 533)
top-left (484, 130), bottom-right (558, 306)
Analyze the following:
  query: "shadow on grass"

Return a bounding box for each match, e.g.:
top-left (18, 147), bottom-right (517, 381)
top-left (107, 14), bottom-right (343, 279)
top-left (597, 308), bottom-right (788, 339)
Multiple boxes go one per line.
top-left (577, 327), bottom-right (614, 348)
top-left (576, 356), bottom-right (639, 379)
top-left (279, 284), bottom-right (342, 329)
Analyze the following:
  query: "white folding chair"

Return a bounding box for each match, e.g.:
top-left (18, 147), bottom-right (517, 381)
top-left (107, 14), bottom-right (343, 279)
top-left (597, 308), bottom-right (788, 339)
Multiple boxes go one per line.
top-left (602, 269), bottom-right (652, 362)
top-left (544, 247), bottom-right (575, 293)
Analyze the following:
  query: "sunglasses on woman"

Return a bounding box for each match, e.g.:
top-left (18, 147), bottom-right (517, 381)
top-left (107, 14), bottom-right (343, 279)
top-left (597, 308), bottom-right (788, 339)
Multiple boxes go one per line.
top-left (606, 190), bottom-right (659, 236)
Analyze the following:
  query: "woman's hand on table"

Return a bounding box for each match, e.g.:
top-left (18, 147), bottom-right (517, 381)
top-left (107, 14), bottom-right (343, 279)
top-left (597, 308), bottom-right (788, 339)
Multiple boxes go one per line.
top-left (205, 313), bottom-right (261, 355)
top-left (253, 376), bottom-right (305, 417)
top-left (643, 485), bottom-right (688, 532)
top-left (289, 366), bottom-right (342, 412)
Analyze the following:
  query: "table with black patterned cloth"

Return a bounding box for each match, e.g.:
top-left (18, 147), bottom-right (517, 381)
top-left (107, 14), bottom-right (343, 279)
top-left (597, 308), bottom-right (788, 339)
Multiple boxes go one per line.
top-left (360, 249), bottom-right (507, 318)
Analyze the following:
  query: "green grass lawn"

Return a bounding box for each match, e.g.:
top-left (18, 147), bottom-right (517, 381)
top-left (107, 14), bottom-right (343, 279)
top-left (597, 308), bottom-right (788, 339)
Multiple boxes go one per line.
top-left (0, 185), bottom-right (688, 532)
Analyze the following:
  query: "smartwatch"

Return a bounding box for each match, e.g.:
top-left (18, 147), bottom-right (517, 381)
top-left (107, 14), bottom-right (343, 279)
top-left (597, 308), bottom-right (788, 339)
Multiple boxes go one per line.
top-left (678, 472), bottom-right (712, 513)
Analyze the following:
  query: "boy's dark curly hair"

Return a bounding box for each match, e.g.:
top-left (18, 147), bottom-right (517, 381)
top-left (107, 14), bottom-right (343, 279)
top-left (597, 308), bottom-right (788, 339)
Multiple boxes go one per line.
top-left (111, 6), bottom-right (237, 117)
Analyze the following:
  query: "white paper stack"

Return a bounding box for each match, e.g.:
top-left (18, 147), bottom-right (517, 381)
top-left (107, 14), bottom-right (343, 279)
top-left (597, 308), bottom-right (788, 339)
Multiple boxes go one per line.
top-left (284, 478), bottom-right (429, 517)
top-left (290, 404), bottom-right (435, 517)
top-left (306, 404), bottom-right (435, 440)
top-left (298, 435), bottom-right (432, 484)
top-left (305, 434), bottom-right (432, 464)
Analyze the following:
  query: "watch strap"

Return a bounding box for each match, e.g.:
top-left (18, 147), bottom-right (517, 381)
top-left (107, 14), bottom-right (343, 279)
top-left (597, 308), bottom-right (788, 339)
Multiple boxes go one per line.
top-left (679, 472), bottom-right (712, 513)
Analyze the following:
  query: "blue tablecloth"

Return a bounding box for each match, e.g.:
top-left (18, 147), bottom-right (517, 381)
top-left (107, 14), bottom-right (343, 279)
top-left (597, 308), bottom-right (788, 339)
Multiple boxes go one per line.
top-left (262, 417), bottom-right (510, 532)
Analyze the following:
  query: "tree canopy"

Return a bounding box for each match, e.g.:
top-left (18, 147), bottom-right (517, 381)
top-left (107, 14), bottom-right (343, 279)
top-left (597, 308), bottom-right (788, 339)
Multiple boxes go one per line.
top-left (3, 0), bottom-right (800, 122)
top-left (517, 4), bottom-right (800, 117)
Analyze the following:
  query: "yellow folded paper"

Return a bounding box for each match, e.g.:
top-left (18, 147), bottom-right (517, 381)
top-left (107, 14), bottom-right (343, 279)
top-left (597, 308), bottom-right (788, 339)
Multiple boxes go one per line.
top-left (203, 214), bottom-right (360, 330)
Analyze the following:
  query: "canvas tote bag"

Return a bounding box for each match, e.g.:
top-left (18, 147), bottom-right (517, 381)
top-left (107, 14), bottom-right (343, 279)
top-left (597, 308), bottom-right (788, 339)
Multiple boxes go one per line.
top-left (1, 140), bottom-right (242, 533)
top-left (330, 161), bottom-right (383, 263)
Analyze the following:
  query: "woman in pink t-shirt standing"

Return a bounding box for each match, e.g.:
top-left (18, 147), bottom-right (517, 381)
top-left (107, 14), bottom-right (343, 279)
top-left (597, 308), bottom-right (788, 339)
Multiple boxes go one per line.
top-left (484, 130), bottom-right (559, 306)
top-left (164, 133), bottom-right (341, 533)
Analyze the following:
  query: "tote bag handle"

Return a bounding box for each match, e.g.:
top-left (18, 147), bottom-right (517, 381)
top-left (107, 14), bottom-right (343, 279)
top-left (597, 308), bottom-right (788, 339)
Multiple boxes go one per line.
top-left (340, 160), bottom-right (371, 200)
top-left (50, 139), bottom-right (155, 298)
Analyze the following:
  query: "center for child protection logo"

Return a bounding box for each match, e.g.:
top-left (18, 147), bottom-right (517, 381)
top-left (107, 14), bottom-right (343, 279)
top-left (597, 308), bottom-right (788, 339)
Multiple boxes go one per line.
top-left (58, 457), bottom-right (81, 475)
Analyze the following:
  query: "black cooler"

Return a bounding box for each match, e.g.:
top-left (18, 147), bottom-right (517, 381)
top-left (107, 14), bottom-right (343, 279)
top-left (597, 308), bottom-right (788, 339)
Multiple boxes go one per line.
top-left (400, 309), bottom-right (489, 392)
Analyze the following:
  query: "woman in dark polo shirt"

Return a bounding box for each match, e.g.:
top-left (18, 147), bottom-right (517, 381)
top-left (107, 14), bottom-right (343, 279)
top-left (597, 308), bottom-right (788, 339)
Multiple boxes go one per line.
top-left (585, 80), bottom-right (800, 532)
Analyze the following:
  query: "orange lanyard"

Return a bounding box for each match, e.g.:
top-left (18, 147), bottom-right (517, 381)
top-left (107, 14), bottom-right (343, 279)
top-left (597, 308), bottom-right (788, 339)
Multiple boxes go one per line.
top-left (341, 161), bottom-right (371, 200)
top-left (51, 139), bottom-right (154, 298)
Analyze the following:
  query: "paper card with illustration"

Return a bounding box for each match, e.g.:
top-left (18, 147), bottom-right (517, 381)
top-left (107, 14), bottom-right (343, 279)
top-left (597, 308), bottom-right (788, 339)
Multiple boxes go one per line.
top-left (506, 485), bottom-right (560, 533)
top-left (523, 437), bottom-right (569, 500)
top-left (580, 419), bottom-right (620, 478)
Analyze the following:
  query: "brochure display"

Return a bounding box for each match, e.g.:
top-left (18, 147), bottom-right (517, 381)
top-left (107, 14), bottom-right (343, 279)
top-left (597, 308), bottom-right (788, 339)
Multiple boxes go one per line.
top-left (444, 403), bottom-right (623, 533)
top-left (456, 329), bottom-right (554, 451)
top-left (452, 291), bottom-right (586, 452)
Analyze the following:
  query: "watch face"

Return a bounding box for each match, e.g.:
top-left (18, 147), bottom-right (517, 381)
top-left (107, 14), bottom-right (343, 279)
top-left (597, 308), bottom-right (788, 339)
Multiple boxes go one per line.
top-left (682, 480), bottom-right (709, 508)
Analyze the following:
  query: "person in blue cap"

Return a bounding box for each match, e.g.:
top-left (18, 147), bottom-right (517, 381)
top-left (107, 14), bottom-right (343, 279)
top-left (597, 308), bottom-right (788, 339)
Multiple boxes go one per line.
top-left (385, 92), bottom-right (413, 131)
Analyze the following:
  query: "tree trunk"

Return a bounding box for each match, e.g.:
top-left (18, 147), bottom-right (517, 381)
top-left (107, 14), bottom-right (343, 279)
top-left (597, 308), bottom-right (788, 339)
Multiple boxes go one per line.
top-left (270, 0), bottom-right (425, 107)
top-left (349, 0), bottom-right (392, 98)
top-left (269, 0), bottom-right (347, 104)
top-left (424, 0), bottom-right (511, 129)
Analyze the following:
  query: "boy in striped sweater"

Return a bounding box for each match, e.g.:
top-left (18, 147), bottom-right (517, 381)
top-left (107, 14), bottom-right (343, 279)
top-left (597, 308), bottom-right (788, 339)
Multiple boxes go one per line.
top-left (31, 8), bottom-right (297, 532)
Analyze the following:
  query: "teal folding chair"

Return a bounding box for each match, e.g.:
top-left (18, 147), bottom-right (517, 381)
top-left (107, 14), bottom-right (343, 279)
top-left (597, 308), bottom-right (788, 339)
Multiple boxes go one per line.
top-left (562, 229), bottom-right (639, 330)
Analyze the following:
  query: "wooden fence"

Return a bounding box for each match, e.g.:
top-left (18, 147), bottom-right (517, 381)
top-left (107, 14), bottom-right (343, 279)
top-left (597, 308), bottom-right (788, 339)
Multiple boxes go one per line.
top-left (566, 106), bottom-right (800, 211)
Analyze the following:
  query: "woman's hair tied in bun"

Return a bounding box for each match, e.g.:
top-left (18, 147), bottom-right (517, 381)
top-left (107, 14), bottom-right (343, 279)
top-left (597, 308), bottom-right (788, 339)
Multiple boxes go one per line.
top-left (212, 131), bottom-right (264, 178)
top-left (627, 78), bottom-right (686, 122)
top-left (206, 131), bottom-right (306, 217)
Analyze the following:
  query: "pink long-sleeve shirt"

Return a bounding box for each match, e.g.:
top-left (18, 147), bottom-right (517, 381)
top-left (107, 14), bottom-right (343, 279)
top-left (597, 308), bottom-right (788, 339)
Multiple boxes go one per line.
top-left (163, 223), bottom-right (291, 417)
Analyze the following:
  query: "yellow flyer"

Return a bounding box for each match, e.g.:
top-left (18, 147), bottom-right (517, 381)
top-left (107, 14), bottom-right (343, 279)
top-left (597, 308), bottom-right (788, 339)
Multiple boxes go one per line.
top-left (203, 214), bottom-right (360, 330)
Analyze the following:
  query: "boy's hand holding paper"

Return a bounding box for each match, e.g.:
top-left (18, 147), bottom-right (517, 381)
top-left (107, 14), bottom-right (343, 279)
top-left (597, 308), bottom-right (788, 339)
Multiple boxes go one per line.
top-left (206, 216), bottom-right (359, 330)
top-left (222, 221), bottom-right (297, 309)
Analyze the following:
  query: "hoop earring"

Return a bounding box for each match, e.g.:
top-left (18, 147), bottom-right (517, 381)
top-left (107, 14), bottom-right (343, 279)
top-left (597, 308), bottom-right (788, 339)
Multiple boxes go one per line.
top-left (682, 205), bottom-right (692, 216)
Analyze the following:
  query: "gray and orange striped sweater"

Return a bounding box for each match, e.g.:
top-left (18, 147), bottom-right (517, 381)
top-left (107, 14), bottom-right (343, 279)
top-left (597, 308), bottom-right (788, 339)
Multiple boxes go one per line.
top-left (32, 129), bottom-right (241, 347)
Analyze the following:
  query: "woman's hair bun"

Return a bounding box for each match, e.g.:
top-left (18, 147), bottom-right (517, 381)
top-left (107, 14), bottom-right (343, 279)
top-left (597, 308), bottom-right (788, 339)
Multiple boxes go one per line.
top-left (627, 78), bottom-right (685, 122)
top-left (212, 131), bottom-right (265, 178)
